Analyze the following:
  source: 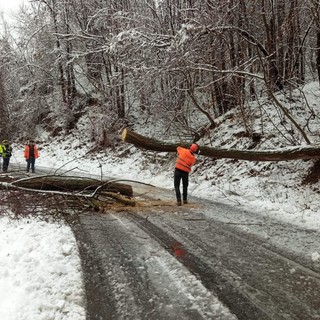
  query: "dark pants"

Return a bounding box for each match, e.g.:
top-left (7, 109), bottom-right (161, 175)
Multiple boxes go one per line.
top-left (27, 157), bottom-right (36, 173)
top-left (174, 168), bottom-right (189, 202)
top-left (2, 157), bottom-right (10, 172)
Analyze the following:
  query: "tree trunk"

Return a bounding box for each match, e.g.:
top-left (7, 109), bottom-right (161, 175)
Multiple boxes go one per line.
top-left (122, 128), bottom-right (320, 162)
top-left (12, 176), bottom-right (133, 197)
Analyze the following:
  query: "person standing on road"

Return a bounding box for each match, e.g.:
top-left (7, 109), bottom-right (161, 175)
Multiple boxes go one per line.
top-left (0, 140), bottom-right (13, 172)
top-left (24, 140), bottom-right (39, 173)
top-left (174, 143), bottom-right (199, 206)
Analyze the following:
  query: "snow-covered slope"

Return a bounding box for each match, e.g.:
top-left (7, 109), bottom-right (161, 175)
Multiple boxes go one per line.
top-left (11, 82), bottom-right (320, 230)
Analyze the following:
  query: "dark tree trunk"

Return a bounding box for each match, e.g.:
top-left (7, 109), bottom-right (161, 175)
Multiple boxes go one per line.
top-left (122, 128), bottom-right (320, 162)
top-left (12, 176), bottom-right (133, 197)
top-left (317, 32), bottom-right (320, 83)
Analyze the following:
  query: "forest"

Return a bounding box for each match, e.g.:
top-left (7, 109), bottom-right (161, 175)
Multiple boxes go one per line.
top-left (1, 0), bottom-right (320, 157)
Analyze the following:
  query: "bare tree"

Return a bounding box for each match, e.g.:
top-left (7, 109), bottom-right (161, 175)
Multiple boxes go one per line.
top-left (0, 71), bottom-right (9, 138)
top-left (1, 0), bottom-right (319, 152)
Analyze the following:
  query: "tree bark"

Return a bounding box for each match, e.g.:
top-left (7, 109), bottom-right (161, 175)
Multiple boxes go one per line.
top-left (89, 192), bottom-right (136, 207)
top-left (12, 176), bottom-right (133, 197)
top-left (122, 128), bottom-right (320, 161)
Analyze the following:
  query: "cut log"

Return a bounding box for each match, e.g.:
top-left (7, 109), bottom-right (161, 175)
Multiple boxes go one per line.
top-left (89, 193), bottom-right (136, 208)
top-left (98, 192), bottom-right (136, 206)
top-left (122, 128), bottom-right (320, 161)
top-left (12, 176), bottom-right (133, 197)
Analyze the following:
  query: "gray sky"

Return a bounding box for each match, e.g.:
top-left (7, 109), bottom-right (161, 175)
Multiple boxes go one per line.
top-left (0, 0), bottom-right (25, 19)
top-left (0, 0), bottom-right (24, 12)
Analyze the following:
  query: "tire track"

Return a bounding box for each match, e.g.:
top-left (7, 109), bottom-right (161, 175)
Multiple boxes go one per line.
top-left (71, 217), bottom-right (119, 320)
top-left (127, 212), bottom-right (320, 320)
top-left (126, 213), bottom-right (271, 320)
top-left (71, 213), bottom-right (235, 320)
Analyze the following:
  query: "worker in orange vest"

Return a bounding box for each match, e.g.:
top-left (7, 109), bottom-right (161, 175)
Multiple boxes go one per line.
top-left (174, 143), bottom-right (199, 206)
top-left (24, 140), bottom-right (39, 173)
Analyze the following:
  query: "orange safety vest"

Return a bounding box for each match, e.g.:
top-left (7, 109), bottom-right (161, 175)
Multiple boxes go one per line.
top-left (24, 145), bottom-right (39, 159)
top-left (175, 147), bottom-right (196, 173)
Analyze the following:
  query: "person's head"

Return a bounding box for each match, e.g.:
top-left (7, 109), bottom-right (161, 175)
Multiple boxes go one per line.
top-left (28, 140), bottom-right (34, 145)
top-left (2, 139), bottom-right (9, 145)
top-left (190, 143), bottom-right (199, 154)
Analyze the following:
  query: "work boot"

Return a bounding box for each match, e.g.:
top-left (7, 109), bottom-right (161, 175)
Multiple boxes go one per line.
top-left (177, 200), bottom-right (182, 206)
top-left (183, 200), bottom-right (188, 204)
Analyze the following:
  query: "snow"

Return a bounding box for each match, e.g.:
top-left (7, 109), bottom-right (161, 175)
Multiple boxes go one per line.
top-left (0, 217), bottom-right (84, 320)
top-left (2, 81), bottom-right (320, 318)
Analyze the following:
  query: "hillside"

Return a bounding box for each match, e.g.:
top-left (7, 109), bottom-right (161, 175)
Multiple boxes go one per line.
top-left (10, 81), bottom-right (320, 232)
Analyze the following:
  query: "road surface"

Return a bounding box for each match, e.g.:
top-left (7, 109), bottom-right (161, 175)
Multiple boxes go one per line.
top-left (70, 182), bottom-right (320, 320)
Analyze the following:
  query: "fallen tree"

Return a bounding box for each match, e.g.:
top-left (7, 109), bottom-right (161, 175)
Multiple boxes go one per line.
top-left (122, 128), bottom-right (320, 161)
top-left (12, 176), bottom-right (133, 197)
top-left (1, 175), bottom-right (135, 207)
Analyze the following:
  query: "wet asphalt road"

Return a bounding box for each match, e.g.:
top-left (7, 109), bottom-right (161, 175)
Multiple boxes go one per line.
top-left (69, 182), bottom-right (320, 320)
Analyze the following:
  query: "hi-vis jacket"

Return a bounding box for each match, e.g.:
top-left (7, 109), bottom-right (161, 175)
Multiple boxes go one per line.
top-left (24, 145), bottom-right (39, 160)
top-left (0, 144), bottom-right (12, 158)
top-left (175, 147), bottom-right (196, 173)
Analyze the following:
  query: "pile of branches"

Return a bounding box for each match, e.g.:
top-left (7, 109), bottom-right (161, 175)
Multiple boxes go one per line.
top-left (0, 174), bottom-right (135, 221)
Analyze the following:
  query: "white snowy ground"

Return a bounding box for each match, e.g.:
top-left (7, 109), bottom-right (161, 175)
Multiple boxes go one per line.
top-left (0, 217), bottom-right (85, 320)
top-left (1, 139), bottom-right (320, 319)
top-left (2, 81), bottom-right (320, 319)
